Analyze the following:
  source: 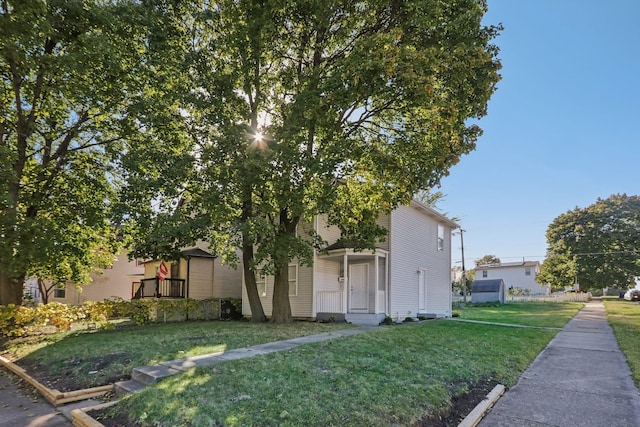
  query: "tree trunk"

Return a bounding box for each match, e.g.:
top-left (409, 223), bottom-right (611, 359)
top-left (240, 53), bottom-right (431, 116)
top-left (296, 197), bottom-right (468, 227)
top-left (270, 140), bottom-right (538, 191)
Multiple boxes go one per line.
top-left (270, 209), bottom-right (297, 324)
top-left (0, 270), bottom-right (24, 306)
top-left (37, 278), bottom-right (49, 304)
top-left (271, 264), bottom-right (292, 324)
top-left (242, 241), bottom-right (267, 323)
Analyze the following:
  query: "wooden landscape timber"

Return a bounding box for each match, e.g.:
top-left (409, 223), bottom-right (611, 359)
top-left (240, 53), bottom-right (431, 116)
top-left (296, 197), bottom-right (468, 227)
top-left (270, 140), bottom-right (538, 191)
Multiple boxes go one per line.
top-left (0, 355), bottom-right (113, 406)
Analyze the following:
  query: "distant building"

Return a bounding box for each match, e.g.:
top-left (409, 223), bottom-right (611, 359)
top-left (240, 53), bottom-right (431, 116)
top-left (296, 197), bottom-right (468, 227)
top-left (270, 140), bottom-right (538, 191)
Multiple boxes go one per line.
top-left (471, 279), bottom-right (506, 304)
top-left (474, 261), bottom-right (549, 295)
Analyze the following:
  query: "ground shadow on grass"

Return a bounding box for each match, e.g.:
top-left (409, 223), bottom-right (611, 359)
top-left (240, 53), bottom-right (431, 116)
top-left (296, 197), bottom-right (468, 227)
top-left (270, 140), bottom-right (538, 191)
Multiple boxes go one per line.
top-left (89, 379), bottom-right (500, 427)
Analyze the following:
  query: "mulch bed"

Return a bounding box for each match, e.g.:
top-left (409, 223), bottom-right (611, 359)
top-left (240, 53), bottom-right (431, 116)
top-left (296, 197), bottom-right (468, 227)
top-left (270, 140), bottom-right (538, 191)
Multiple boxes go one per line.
top-left (419, 379), bottom-right (499, 427)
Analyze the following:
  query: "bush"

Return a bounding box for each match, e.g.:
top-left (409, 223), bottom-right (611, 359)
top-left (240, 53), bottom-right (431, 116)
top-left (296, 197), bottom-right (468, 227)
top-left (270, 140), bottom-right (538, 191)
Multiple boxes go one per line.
top-left (0, 297), bottom-right (243, 337)
top-left (379, 316), bottom-right (394, 325)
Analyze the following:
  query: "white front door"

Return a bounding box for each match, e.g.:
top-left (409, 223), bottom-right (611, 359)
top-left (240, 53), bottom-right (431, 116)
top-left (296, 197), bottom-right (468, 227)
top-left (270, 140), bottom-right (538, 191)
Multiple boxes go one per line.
top-left (418, 269), bottom-right (427, 312)
top-left (349, 264), bottom-right (369, 311)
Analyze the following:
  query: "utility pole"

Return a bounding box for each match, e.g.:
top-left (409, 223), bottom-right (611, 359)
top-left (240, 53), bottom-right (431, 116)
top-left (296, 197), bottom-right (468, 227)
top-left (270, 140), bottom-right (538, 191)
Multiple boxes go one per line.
top-left (460, 228), bottom-right (467, 303)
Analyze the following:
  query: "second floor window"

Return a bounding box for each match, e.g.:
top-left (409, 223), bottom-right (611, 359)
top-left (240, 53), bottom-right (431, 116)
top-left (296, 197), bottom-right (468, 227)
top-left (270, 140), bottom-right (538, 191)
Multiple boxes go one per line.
top-left (482, 270), bottom-right (488, 278)
top-left (437, 225), bottom-right (444, 251)
top-left (525, 267), bottom-right (531, 276)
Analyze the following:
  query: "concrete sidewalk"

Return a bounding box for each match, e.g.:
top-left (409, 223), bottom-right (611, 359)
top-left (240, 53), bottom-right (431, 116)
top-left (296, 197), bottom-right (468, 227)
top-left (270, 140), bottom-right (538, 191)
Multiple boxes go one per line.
top-left (0, 369), bottom-right (72, 427)
top-left (479, 300), bottom-right (640, 427)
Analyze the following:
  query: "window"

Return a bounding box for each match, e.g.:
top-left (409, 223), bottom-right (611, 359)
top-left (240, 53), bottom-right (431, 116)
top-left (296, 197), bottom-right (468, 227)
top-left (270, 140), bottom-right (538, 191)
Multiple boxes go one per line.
top-left (53, 286), bottom-right (66, 298)
top-left (288, 264), bottom-right (298, 297)
top-left (482, 270), bottom-right (488, 278)
top-left (256, 269), bottom-right (267, 297)
top-left (525, 267), bottom-right (531, 276)
top-left (437, 225), bottom-right (444, 251)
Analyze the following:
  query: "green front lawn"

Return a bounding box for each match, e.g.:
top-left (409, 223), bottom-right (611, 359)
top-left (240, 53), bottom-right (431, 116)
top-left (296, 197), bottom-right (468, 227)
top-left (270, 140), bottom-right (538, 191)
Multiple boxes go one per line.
top-left (105, 304), bottom-right (577, 426)
top-left (453, 302), bottom-right (583, 328)
top-left (603, 297), bottom-right (640, 387)
top-left (1, 320), bottom-right (354, 389)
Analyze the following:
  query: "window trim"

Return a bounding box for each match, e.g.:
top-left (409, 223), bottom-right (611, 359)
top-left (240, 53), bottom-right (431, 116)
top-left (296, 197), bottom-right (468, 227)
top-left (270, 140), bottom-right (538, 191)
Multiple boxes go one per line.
top-left (53, 286), bottom-right (66, 299)
top-left (255, 269), bottom-right (267, 297)
top-left (288, 264), bottom-right (298, 297)
top-left (437, 225), bottom-right (445, 251)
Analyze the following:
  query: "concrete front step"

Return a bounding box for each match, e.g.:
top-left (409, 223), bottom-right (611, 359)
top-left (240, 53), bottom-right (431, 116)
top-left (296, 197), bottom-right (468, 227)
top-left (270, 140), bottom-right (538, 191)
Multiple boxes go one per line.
top-left (114, 379), bottom-right (146, 396)
top-left (131, 364), bottom-right (181, 386)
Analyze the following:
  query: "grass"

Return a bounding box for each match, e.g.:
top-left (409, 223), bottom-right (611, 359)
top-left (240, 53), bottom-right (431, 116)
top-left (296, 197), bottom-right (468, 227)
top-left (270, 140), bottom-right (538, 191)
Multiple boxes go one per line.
top-left (0, 320), bottom-right (354, 389)
top-left (603, 297), bottom-right (640, 387)
top-left (453, 302), bottom-right (583, 328)
top-left (102, 303), bottom-right (580, 427)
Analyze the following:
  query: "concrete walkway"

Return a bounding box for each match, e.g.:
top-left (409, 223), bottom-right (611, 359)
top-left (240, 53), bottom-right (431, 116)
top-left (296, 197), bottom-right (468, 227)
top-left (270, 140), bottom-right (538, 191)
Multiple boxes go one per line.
top-left (479, 300), bottom-right (640, 427)
top-left (1, 326), bottom-right (374, 426)
top-left (117, 326), bottom-right (374, 393)
top-left (0, 369), bottom-right (72, 427)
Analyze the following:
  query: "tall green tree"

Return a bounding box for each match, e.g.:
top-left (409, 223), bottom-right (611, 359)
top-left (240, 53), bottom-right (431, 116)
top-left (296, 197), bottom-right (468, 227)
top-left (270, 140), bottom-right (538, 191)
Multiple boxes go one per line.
top-left (475, 255), bottom-right (501, 266)
top-left (544, 194), bottom-right (640, 290)
top-left (0, 0), bottom-right (182, 305)
top-left (125, 0), bottom-right (501, 323)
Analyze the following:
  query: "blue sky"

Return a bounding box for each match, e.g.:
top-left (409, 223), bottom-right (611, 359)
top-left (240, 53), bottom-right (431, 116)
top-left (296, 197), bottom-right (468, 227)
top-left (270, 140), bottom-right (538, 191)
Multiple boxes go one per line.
top-left (438, 0), bottom-right (640, 267)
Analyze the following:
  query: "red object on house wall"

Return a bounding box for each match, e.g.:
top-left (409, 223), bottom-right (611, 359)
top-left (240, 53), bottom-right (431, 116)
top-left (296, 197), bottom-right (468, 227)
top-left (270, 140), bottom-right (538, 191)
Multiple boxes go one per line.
top-left (157, 261), bottom-right (168, 280)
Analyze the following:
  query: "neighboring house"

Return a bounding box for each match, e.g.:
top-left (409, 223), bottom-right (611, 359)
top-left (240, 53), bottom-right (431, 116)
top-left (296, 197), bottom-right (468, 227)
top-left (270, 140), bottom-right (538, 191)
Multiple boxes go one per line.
top-left (241, 200), bottom-right (458, 325)
top-left (474, 261), bottom-right (549, 295)
top-left (141, 247), bottom-right (242, 300)
top-left (45, 246), bottom-right (242, 305)
top-left (49, 251), bottom-right (145, 305)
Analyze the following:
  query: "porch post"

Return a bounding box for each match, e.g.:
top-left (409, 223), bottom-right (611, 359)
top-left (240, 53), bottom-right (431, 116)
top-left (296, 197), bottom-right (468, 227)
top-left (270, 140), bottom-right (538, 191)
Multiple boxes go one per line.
top-left (385, 252), bottom-right (389, 315)
top-left (374, 254), bottom-right (379, 314)
top-left (343, 252), bottom-right (348, 313)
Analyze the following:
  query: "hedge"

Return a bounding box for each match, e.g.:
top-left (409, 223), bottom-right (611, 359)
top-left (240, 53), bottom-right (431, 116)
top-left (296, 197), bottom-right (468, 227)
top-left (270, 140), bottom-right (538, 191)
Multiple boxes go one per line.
top-left (0, 298), bottom-right (242, 337)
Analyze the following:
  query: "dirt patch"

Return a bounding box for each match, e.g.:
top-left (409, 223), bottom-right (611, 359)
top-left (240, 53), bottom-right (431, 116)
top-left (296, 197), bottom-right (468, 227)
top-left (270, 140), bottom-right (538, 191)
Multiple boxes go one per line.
top-left (418, 379), bottom-right (500, 427)
top-left (15, 352), bottom-right (131, 392)
top-left (88, 407), bottom-right (131, 427)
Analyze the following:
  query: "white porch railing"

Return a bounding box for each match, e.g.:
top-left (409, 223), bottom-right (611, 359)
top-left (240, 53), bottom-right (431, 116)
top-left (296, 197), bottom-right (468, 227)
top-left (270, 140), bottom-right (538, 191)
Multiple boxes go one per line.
top-left (316, 291), bottom-right (344, 313)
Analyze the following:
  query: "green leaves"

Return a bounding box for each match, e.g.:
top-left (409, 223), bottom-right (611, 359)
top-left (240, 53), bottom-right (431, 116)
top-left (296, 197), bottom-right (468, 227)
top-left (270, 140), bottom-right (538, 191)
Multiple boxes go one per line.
top-left (543, 194), bottom-right (640, 290)
top-left (0, 0), bottom-right (179, 304)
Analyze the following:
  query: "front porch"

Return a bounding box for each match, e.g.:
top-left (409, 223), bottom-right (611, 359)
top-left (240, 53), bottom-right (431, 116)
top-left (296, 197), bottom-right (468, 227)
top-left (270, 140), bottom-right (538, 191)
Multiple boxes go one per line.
top-left (315, 247), bottom-right (388, 324)
top-left (133, 278), bottom-right (187, 299)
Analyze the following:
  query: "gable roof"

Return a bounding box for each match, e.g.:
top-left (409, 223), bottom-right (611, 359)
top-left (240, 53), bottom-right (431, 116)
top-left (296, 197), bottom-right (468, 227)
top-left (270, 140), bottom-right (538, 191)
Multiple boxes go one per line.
top-left (476, 261), bottom-right (540, 269)
top-left (181, 247), bottom-right (217, 258)
top-left (409, 199), bottom-right (459, 228)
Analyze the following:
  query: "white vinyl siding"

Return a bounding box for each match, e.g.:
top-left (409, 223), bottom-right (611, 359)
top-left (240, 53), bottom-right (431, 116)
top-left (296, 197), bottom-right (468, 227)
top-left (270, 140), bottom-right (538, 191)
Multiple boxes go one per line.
top-left (187, 257), bottom-right (213, 299)
top-left (389, 205), bottom-right (452, 319)
top-left (243, 261), bottom-right (313, 319)
top-left (474, 263), bottom-right (547, 295)
top-left (211, 258), bottom-right (243, 298)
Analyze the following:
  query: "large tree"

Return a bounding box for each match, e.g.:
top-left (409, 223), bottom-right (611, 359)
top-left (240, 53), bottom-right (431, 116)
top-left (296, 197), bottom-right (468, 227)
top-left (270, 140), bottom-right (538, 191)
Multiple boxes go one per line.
top-left (0, 0), bottom-right (183, 305)
top-left (543, 194), bottom-right (640, 290)
top-left (125, 0), bottom-right (501, 323)
top-left (475, 254), bottom-right (501, 266)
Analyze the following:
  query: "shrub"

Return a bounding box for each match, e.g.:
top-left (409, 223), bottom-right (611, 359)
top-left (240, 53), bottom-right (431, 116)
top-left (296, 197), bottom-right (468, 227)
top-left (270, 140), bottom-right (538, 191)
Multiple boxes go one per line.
top-left (0, 297), bottom-right (243, 337)
top-left (380, 316), bottom-right (394, 325)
